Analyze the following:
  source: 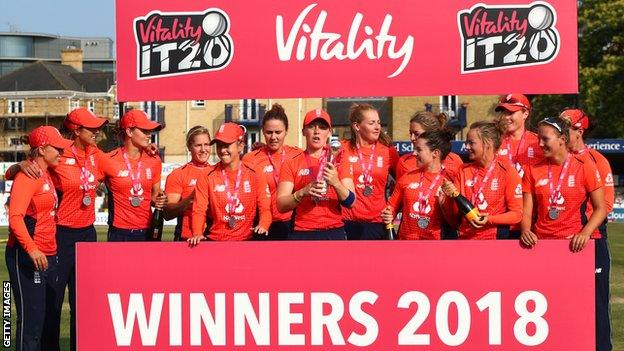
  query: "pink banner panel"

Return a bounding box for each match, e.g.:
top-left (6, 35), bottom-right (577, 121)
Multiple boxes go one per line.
top-left (77, 241), bottom-right (594, 350)
top-left (115, 0), bottom-right (578, 100)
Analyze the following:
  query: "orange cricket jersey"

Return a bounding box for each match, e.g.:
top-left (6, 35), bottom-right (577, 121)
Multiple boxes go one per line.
top-left (51, 145), bottom-right (105, 228)
top-left (8, 172), bottom-right (57, 255)
top-left (191, 163), bottom-right (271, 240)
top-left (523, 155), bottom-right (603, 239)
top-left (279, 150), bottom-right (352, 232)
top-left (388, 169), bottom-right (451, 240)
top-left (397, 152), bottom-right (463, 181)
top-left (576, 148), bottom-right (615, 212)
top-left (242, 145), bottom-right (301, 222)
top-left (497, 131), bottom-right (544, 178)
top-left (164, 162), bottom-right (213, 239)
top-left (340, 142), bottom-right (399, 222)
top-left (100, 148), bottom-right (162, 229)
top-left (451, 160), bottom-right (523, 239)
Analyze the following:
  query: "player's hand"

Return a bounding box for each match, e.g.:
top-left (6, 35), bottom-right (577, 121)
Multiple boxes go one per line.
top-left (29, 249), bottom-right (48, 271)
top-left (253, 226), bottom-right (268, 236)
top-left (323, 163), bottom-right (340, 188)
top-left (468, 213), bottom-right (488, 228)
top-left (187, 235), bottom-right (205, 247)
top-left (566, 233), bottom-right (590, 253)
top-left (152, 192), bottom-right (167, 209)
top-left (380, 205), bottom-right (394, 224)
top-left (146, 143), bottom-right (159, 157)
top-left (441, 179), bottom-right (458, 197)
top-left (520, 230), bottom-right (538, 247)
top-left (19, 161), bottom-right (42, 179)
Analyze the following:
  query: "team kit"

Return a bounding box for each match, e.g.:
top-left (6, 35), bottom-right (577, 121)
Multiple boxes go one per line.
top-left (4, 93), bottom-right (613, 350)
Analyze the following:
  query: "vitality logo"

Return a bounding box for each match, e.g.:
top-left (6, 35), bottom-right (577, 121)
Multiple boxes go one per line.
top-left (134, 9), bottom-right (233, 79)
top-left (457, 2), bottom-right (560, 73)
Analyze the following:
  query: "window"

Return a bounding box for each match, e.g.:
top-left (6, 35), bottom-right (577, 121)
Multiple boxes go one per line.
top-left (88, 101), bottom-right (95, 112)
top-left (246, 130), bottom-right (260, 151)
top-left (113, 104), bottom-right (120, 118)
top-left (7, 99), bottom-right (24, 114)
top-left (192, 100), bottom-right (205, 108)
top-left (70, 100), bottom-right (80, 110)
top-left (6, 117), bottom-right (25, 130)
top-left (440, 95), bottom-right (459, 118)
top-left (239, 99), bottom-right (259, 121)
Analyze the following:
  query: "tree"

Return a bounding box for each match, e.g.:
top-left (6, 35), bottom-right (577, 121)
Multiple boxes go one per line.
top-left (530, 0), bottom-right (624, 138)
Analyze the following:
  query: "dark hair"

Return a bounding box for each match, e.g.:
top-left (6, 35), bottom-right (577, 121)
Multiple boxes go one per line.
top-left (186, 125), bottom-right (211, 148)
top-left (418, 128), bottom-right (454, 160)
top-left (348, 103), bottom-right (391, 148)
top-left (409, 111), bottom-right (448, 132)
top-left (538, 115), bottom-right (572, 145)
top-left (261, 103), bottom-right (289, 130)
top-left (469, 121), bottom-right (502, 151)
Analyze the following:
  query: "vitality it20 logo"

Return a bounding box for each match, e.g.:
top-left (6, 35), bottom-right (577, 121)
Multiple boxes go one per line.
top-left (134, 9), bottom-right (233, 79)
top-left (458, 2), bottom-right (560, 73)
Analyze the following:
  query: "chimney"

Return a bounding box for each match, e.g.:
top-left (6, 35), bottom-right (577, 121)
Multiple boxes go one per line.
top-left (61, 48), bottom-right (83, 72)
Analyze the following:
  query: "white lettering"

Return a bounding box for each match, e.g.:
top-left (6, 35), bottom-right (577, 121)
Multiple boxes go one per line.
top-left (190, 293), bottom-right (226, 346)
top-left (234, 293), bottom-right (270, 345)
top-left (311, 292), bottom-right (345, 345)
top-left (107, 293), bottom-right (164, 346)
top-left (278, 293), bottom-right (305, 345)
top-left (347, 291), bottom-right (379, 346)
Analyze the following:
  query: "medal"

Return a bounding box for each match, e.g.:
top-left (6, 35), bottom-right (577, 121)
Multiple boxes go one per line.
top-left (417, 217), bottom-right (430, 229)
top-left (547, 154), bottom-right (571, 222)
top-left (363, 185), bottom-right (373, 197)
top-left (82, 195), bottom-right (92, 207)
top-left (356, 142), bottom-right (376, 199)
top-left (131, 196), bottom-right (141, 207)
top-left (228, 217), bottom-right (237, 229)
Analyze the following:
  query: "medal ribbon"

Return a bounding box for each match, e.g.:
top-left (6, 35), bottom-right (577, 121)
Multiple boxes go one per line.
top-left (547, 153), bottom-right (572, 209)
top-left (43, 171), bottom-right (58, 210)
top-left (356, 142), bottom-right (376, 187)
top-left (470, 162), bottom-right (497, 204)
top-left (504, 132), bottom-right (526, 166)
top-left (121, 149), bottom-right (143, 199)
top-left (221, 167), bottom-right (243, 217)
top-left (417, 170), bottom-right (443, 216)
top-left (265, 147), bottom-right (285, 187)
top-left (71, 146), bottom-right (92, 200)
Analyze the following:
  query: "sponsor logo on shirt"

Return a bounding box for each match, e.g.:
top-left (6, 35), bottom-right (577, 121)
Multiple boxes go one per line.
top-left (537, 178), bottom-right (548, 187)
top-left (514, 184), bottom-right (522, 198)
top-left (146, 168), bottom-right (153, 180)
top-left (466, 179), bottom-right (475, 187)
top-left (243, 180), bottom-right (251, 193)
top-left (189, 179), bottom-right (197, 186)
top-left (117, 170), bottom-right (129, 177)
top-left (411, 199), bottom-right (431, 215)
top-left (357, 174), bottom-right (373, 185)
top-left (264, 165), bottom-right (274, 173)
top-left (596, 170), bottom-right (601, 183)
top-left (89, 155), bottom-right (96, 166)
top-left (349, 156), bottom-right (359, 163)
top-left (554, 192), bottom-right (565, 205)
top-left (215, 184), bottom-right (225, 192)
top-left (568, 175), bottom-right (575, 187)
top-left (475, 192), bottom-right (488, 211)
top-left (66, 158), bottom-right (76, 165)
top-left (298, 169), bottom-right (310, 176)
top-left (408, 182), bottom-right (420, 190)
top-left (491, 178), bottom-right (499, 191)
top-left (225, 199), bottom-right (244, 214)
top-left (498, 149), bottom-right (508, 156)
top-left (377, 156), bottom-right (383, 168)
top-left (606, 173), bottom-right (614, 186)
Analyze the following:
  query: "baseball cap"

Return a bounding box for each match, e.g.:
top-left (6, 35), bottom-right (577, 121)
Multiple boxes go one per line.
top-left (210, 122), bottom-right (246, 145)
top-left (495, 94), bottom-right (531, 112)
top-left (560, 109), bottom-right (589, 130)
top-left (303, 108), bottom-right (332, 128)
top-left (120, 109), bottom-right (162, 131)
top-left (64, 108), bottom-right (109, 131)
top-left (29, 126), bottom-right (73, 149)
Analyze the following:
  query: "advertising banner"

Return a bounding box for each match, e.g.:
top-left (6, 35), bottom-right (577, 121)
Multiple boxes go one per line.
top-left (115, 0), bottom-right (578, 101)
top-left (77, 241), bottom-right (594, 350)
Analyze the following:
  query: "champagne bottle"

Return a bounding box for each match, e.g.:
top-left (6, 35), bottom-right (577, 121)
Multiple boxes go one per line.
top-left (146, 208), bottom-right (164, 241)
top-left (385, 223), bottom-right (395, 240)
top-left (449, 191), bottom-right (481, 221)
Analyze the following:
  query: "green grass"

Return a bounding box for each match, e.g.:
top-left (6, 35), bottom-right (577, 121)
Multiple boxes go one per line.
top-left (0, 225), bottom-right (622, 350)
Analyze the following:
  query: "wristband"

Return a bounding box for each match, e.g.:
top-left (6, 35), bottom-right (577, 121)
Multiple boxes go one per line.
top-left (340, 190), bottom-right (355, 207)
top-left (292, 191), bottom-right (302, 203)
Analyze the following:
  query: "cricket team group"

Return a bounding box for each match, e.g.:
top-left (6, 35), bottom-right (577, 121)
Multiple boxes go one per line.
top-left (5, 93), bottom-right (613, 350)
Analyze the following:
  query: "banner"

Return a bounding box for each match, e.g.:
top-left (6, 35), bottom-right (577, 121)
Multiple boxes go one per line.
top-left (115, 0), bottom-right (578, 101)
top-left (76, 241), bottom-right (594, 350)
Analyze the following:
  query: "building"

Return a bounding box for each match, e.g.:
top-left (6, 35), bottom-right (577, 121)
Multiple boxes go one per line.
top-left (0, 32), bottom-right (115, 76)
top-left (0, 50), bottom-right (116, 161)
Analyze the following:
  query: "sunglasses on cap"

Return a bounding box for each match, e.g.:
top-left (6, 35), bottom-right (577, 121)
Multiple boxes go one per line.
top-left (539, 117), bottom-right (563, 133)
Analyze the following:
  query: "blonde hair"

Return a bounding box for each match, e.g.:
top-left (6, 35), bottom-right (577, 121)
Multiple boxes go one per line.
top-left (409, 111), bottom-right (448, 132)
top-left (348, 103), bottom-right (391, 148)
top-left (186, 126), bottom-right (211, 149)
top-left (469, 121), bottom-right (502, 151)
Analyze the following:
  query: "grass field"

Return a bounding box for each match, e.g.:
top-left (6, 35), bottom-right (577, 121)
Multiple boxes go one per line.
top-left (0, 224), bottom-right (622, 350)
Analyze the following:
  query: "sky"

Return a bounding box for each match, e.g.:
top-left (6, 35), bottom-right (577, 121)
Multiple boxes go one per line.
top-left (0, 0), bottom-right (115, 40)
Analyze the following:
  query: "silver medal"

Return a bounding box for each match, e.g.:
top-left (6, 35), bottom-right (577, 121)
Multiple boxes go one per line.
top-left (417, 217), bottom-right (430, 229)
top-left (131, 196), bottom-right (141, 207)
top-left (228, 217), bottom-right (237, 229)
top-left (548, 208), bottom-right (559, 220)
top-left (363, 185), bottom-right (373, 197)
top-left (82, 195), bottom-right (91, 207)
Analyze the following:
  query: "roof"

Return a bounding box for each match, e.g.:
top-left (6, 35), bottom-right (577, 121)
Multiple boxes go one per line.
top-left (0, 61), bottom-right (114, 92)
